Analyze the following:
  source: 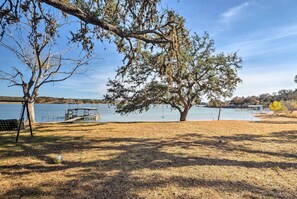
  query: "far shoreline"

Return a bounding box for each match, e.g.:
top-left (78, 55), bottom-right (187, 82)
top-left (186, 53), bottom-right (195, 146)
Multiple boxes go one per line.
top-left (255, 112), bottom-right (297, 122)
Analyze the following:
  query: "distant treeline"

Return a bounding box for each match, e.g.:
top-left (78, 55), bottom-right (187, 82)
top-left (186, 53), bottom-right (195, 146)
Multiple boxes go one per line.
top-left (2, 88), bottom-right (296, 106)
top-left (0, 96), bottom-right (104, 104)
top-left (229, 89), bottom-right (297, 107)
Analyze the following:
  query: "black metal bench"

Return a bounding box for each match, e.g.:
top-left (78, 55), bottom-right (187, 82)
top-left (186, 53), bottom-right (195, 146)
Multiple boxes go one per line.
top-left (0, 99), bottom-right (33, 142)
top-left (0, 119), bottom-right (23, 131)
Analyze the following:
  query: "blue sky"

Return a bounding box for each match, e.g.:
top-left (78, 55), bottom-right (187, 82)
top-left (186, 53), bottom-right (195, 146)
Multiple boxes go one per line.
top-left (0, 0), bottom-right (297, 99)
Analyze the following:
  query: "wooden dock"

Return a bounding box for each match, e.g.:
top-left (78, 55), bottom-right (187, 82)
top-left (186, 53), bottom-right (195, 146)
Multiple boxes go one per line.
top-left (64, 117), bottom-right (84, 123)
top-left (65, 107), bottom-right (99, 122)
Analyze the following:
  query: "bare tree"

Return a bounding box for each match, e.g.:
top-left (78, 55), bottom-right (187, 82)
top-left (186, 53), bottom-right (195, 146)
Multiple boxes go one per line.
top-left (0, 1), bottom-right (89, 123)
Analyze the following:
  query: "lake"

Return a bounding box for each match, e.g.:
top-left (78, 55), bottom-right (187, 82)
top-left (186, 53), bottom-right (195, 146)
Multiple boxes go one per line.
top-left (0, 104), bottom-right (262, 122)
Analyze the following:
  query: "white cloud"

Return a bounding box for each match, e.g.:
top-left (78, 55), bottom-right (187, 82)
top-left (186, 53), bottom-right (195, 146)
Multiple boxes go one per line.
top-left (56, 66), bottom-right (117, 98)
top-left (264, 25), bottom-right (297, 41)
top-left (218, 2), bottom-right (251, 24)
top-left (215, 22), bottom-right (297, 97)
top-left (219, 24), bottom-right (297, 58)
top-left (233, 65), bottom-right (297, 97)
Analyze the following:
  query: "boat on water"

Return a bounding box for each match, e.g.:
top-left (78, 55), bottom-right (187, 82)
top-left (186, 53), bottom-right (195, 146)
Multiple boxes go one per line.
top-left (247, 105), bottom-right (263, 110)
top-left (65, 107), bottom-right (100, 122)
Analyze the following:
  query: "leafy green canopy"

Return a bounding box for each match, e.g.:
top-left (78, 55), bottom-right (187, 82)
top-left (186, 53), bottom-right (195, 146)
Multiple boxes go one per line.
top-left (105, 32), bottom-right (242, 121)
top-left (0, 0), bottom-right (187, 70)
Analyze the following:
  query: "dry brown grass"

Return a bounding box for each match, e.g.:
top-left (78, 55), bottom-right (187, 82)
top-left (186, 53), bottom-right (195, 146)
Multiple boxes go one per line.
top-left (0, 120), bottom-right (297, 199)
top-left (256, 112), bottom-right (297, 122)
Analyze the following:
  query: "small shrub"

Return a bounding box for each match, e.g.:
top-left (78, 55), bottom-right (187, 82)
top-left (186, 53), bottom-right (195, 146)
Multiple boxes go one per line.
top-left (282, 100), bottom-right (297, 113)
top-left (269, 101), bottom-right (282, 113)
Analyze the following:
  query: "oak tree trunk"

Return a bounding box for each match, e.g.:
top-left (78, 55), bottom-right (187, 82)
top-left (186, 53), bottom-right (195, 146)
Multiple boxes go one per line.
top-left (180, 108), bottom-right (189, 122)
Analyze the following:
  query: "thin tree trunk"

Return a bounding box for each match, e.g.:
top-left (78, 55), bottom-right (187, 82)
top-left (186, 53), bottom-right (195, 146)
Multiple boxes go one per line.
top-left (180, 108), bottom-right (189, 122)
top-left (27, 102), bottom-right (35, 124)
top-left (217, 105), bottom-right (222, 121)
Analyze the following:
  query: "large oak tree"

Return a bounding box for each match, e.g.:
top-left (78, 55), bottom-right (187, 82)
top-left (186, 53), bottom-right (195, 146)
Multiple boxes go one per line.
top-left (105, 33), bottom-right (242, 121)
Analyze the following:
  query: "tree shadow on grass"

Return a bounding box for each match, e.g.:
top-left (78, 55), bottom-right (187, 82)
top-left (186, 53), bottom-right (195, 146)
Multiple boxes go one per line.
top-left (1, 127), bottom-right (297, 198)
top-left (209, 131), bottom-right (297, 159)
top-left (33, 122), bottom-right (106, 132)
top-left (214, 130), bottom-right (297, 144)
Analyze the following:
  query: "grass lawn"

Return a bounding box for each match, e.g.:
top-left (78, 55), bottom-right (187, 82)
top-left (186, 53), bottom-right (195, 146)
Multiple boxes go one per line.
top-left (0, 120), bottom-right (297, 198)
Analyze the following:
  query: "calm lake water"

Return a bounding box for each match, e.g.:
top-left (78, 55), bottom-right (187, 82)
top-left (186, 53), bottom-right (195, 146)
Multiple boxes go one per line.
top-left (0, 104), bottom-right (261, 122)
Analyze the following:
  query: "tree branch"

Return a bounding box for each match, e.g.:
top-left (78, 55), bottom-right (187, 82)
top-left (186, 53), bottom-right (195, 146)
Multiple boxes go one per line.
top-left (40, 0), bottom-right (172, 45)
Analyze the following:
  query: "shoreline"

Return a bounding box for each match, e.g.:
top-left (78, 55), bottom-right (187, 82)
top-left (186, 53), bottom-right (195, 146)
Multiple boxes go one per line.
top-left (3, 103), bottom-right (296, 123)
top-left (255, 112), bottom-right (297, 122)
